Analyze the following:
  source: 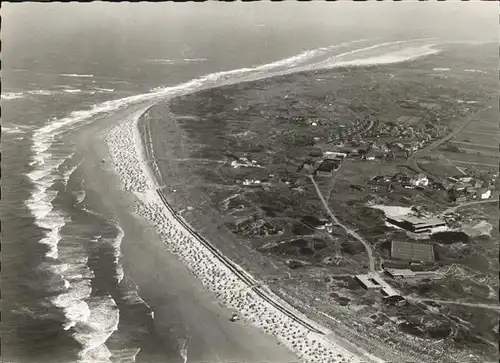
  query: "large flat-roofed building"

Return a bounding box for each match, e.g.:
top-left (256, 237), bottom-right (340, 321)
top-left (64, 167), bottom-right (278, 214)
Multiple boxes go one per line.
top-left (391, 240), bottom-right (435, 262)
top-left (384, 268), bottom-right (416, 279)
top-left (355, 274), bottom-right (382, 290)
top-left (386, 214), bottom-right (447, 234)
top-left (315, 160), bottom-right (340, 177)
top-left (355, 273), bottom-right (399, 297)
top-left (324, 151), bottom-right (347, 160)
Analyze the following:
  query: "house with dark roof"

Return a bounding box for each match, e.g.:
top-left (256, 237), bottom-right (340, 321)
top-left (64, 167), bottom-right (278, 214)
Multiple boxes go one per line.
top-left (301, 216), bottom-right (331, 230)
top-left (315, 160), bottom-right (340, 177)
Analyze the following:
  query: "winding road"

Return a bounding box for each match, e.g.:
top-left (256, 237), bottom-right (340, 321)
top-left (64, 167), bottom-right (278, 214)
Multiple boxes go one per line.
top-left (309, 175), bottom-right (376, 273)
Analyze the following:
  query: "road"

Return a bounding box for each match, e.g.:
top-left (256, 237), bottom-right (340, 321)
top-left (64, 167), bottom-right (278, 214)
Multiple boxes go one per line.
top-left (309, 175), bottom-right (376, 272)
top-left (449, 160), bottom-right (498, 167)
top-left (408, 297), bottom-right (500, 312)
top-left (449, 140), bottom-right (499, 149)
top-left (440, 198), bottom-right (499, 216)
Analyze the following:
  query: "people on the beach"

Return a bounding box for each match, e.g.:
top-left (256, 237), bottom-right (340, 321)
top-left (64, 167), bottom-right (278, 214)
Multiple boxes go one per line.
top-left (105, 116), bottom-right (360, 363)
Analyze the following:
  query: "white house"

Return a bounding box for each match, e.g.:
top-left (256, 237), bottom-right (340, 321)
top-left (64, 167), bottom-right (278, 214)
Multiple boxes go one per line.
top-left (479, 189), bottom-right (491, 200)
top-left (411, 174), bottom-right (429, 187)
top-left (324, 151), bottom-right (347, 160)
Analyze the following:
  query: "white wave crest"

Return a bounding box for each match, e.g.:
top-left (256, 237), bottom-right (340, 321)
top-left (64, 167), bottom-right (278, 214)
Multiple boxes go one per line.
top-left (183, 58), bottom-right (208, 62)
top-left (28, 89), bottom-right (57, 96)
top-left (150, 58), bottom-right (174, 64)
top-left (74, 189), bottom-right (87, 205)
top-left (75, 296), bottom-right (120, 363)
top-left (2, 125), bottom-right (30, 134)
top-left (464, 69), bottom-right (488, 74)
top-left (62, 159), bottom-right (83, 189)
top-left (52, 276), bottom-right (93, 330)
top-left (2, 91), bottom-right (25, 100)
top-left (60, 73), bottom-right (95, 78)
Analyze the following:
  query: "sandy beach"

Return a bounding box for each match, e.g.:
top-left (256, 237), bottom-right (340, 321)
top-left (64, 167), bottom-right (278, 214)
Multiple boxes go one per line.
top-left (74, 102), bottom-right (302, 363)
top-left (69, 87), bottom-right (386, 363)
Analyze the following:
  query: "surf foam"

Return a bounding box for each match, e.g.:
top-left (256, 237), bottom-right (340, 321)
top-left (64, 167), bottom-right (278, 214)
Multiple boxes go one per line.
top-left (60, 74), bottom-right (95, 78)
top-left (2, 91), bottom-right (25, 100)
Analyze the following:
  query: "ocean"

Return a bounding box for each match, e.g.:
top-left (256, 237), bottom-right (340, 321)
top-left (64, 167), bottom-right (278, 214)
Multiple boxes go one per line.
top-left (1, 3), bottom-right (496, 363)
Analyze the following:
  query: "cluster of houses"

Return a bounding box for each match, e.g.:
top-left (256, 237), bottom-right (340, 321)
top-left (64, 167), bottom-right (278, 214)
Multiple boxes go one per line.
top-left (231, 156), bottom-right (262, 169)
top-left (446, 175), bottom-right (492, 202)
top-left (326, 119), bottom-right (371, 143)
top-left (241, 179), bottom-right (263, 187)
top-left (362, 117), bottom-right (446, 145)
top-left (369, 172), bottom-right (443, 191)
top-left (323, 118), bottom-right (448, 162)
top-left (368, 171), bottom-right (493, 203)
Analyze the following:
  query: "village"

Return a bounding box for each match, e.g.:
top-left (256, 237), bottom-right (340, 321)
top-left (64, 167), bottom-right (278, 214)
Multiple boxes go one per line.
top-left (270, 139), bottom-right (497, 302)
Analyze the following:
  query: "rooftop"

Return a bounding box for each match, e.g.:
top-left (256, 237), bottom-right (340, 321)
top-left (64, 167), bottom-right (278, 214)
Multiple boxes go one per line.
top-left (389, 214), bottom-right (446, 227)
top-left (391, 241), bottom-right (435, 262)
top-left (316, 160), bottom-right (339, 173)
top-left (385, 268), bottom-right (416, 278)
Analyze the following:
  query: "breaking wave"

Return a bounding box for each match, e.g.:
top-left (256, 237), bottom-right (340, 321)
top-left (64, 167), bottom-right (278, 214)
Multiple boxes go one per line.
top-left (2, 91), bottom-right (25, 100)
top-left (60, 74), bottom-right (95, 78)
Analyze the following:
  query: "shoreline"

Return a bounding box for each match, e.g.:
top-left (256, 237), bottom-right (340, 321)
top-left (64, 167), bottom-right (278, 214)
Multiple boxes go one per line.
top-left (76, 102), bottom-right (300, 363)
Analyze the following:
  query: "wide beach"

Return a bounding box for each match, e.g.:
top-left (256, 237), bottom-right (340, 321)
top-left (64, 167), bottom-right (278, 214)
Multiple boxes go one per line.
top-left (93, 98), bottom-right (379, 362)
top-left (72, 101), bottom-right (304, 363)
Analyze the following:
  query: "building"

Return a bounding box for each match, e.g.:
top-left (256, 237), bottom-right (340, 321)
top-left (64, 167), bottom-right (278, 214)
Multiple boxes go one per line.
top-left (355, 274), bottom-right (399, 297)
top-left (411, 174), bottom-right (429, 188)
top-left (324, 151), bottom-right (347, 160)
top-left (302, 159), bottom-right (316, 171)
top-left (315, 160), bottom-right (340, 177)
top-left (448, 186), bottom-right (467, 202)
top-left (391, 240), bottom-right (435, 262)
top-left (355, 274), bottom-right (382, 290)
top-left (382, 260), bottom-right (411, 269)
top-left (302, 216), bottom-right (331, 230)
top-left (242, 179), bottom-right (262, 187)
top-left (384, 268), bottom-right (416, 279)
top-left (458, 176), bottom-right (473, 183)
top-left (479, 188), bottom-right (491, 200)
top-left (386, 214), bottom-right (447, 234)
